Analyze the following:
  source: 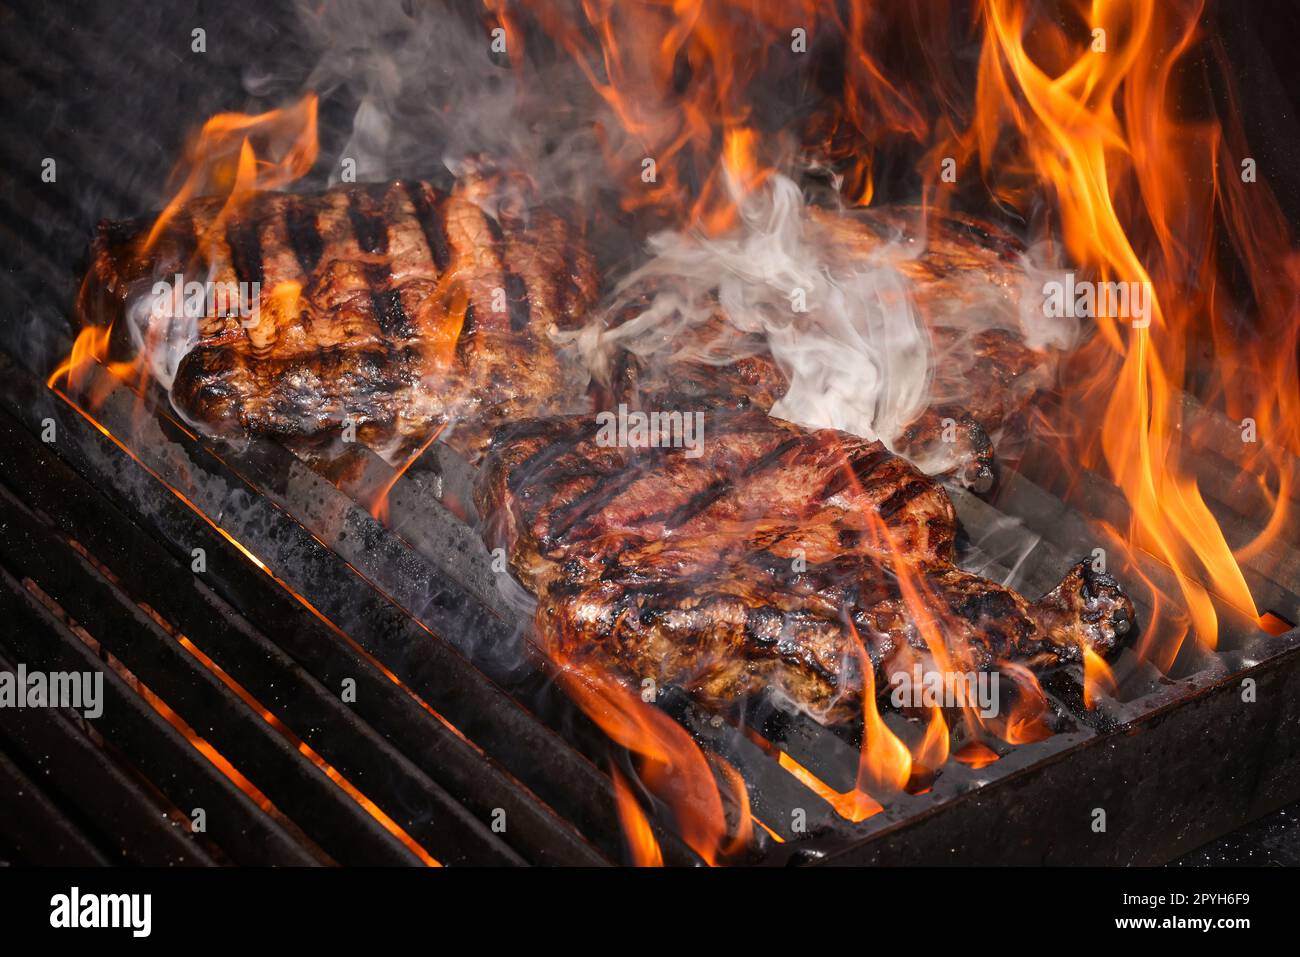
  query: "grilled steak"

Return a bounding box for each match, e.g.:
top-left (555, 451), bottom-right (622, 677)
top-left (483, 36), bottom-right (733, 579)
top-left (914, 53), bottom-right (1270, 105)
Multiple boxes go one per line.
top-left (477, 410), bottom-right (1133, 722)
top-left (593, 206), bottom-right (1062, 492)
top-left (81, 176), bottom-right (599, 462)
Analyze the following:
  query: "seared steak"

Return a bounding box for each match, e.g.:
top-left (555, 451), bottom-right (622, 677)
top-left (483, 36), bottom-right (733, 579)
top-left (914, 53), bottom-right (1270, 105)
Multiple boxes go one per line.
top-left (595, 206), bottom-right (1061, 491)
top-left (477, 410), bottom-right (1132, 722)
top-left (82, 176), bottom-right (599, 462)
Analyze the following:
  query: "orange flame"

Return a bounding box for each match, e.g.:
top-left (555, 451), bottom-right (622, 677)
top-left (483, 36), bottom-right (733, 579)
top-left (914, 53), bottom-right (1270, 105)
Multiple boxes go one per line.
top-left (847, 617), bottom-right (913, 795)
top-left (368, 423), bottom-right (446, 527)
top-left (853, 469), bottom-right (1046, 750)
top-left (47, 323), bottom-right (116, 395)
top-left (51, 95), bottom-right (320, 404)
top-left (776, 750), bottom-right (882, 823)
top-left (551, 663), bottom-right (750, 865)
top-left (146, 95), bottom-right (318, 252)
top-left (518, 0), bottom-right (930, 231)
top-left (941, 0), bottom-right (1298, 661)
top-left (609, 764), bottom-right (665, 867)
top-left (913, 703), bottom-right (951, 774)
top-left (1082, 645), bottom-right (1119, 709)
top-left (954, 741), bottom-right (1001, 769)
top-left (995, 661), bottom-right (1055, 744)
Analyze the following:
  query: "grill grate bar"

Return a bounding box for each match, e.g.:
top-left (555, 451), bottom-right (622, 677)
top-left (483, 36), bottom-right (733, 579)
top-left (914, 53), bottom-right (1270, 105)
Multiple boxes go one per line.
top-left (0, 648), bottom-right (218, 866)
top-left (0, 355), bottom-right (631, 864)
top-left (0, 376), bottom-right (609, 865)
top-left (47, 366), bottom-right (691, 863)
top-left (0, 565), bottom-right (321, 865)
top-left (0, 727), bottom-right (113, 866)
top-left (0, 462), bottom-right (535, 864)
top-left (0, 484), bottom-right (454, 866)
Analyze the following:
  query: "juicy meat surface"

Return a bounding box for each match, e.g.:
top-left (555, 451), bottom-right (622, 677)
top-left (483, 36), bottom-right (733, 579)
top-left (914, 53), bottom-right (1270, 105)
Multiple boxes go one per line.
top-left (477, 410), bottom-right (1133, 722)
top-left (83, 177), bottom-right (599, 462)
top-left (598, 206), bottom-right (1059, 492)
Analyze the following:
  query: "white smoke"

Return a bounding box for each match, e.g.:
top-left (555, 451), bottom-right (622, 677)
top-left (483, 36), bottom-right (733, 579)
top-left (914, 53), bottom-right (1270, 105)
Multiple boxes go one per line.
top-left (275, 0), bottom-right (614, 208)
top-left (610, 172), bottom-right (929, 440)
top-left (126, 266), bottom-right (216, 392)
top-left (570, 172), bottom-right (1077, 455)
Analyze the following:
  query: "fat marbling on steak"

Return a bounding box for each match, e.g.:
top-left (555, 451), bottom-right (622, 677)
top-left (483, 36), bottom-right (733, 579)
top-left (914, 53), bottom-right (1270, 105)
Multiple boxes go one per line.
top-left (477, 409), bottom-right (1133, 722)
top-left (81, 176), bottom-right (599, 462)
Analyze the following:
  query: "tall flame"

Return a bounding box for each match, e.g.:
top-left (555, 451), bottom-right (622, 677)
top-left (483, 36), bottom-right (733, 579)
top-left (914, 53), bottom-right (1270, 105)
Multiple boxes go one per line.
top-left (146, 95), bottom-right (319, 252)
top-left (610, 764), bottom-right (665, 866)
top-left (940, 0), bottom-right (1298, 663)
top-left (519, 0), bottom-right (931, 231)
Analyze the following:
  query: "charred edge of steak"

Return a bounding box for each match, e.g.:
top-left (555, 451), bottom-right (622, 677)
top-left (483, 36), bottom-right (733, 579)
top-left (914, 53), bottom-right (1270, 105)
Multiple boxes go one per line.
top-left (78, 211), bottom-right (183, 355)
top-left (895, 406), bottom-right (996, 494)
top-left (1031, 559), bottom-right (1135, 661)
top-left (170, 341), bottom-right (426, 442)
top-left (532, 554), bottom-right (1135, 724)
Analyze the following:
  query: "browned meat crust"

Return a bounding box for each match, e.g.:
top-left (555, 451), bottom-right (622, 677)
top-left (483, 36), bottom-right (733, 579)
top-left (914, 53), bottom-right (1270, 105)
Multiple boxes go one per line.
top-left (477, 410), bottom-right (1132, 722)
top-left (82, 177), bottom-right (599, 463)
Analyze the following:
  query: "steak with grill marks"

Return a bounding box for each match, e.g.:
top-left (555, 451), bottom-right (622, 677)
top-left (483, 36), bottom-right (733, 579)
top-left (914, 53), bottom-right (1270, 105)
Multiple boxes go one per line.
top-left (81, 175), bottom-right (599, 462)
top-left (477, 409), bottom-right (1133, 722)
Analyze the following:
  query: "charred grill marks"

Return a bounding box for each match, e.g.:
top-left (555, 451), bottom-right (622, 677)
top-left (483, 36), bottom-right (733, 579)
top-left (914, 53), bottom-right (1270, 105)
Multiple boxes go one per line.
top-left (504, 271), bottom-right (531, 333)
top-left (483, 212), bottom-right (506, 246)
top-left (877, 478), bottom-right (934, 520)
top-left (816, 444), bottom-right (890, 501)
top-left (658, 477), bottom-right (733, 532)
top-left (285, 200), bottom-right (325, 273)
top-left (657, 434), bottom-right (802, 531)
top-left (505, 424), bottom-right (591, 497)
top-left (371, 276), bottom-right (413, 340)
top-left (403, 181), bottom-right (452, 274)
top-left (543, 469), bottom-right (638, 545)
top-left (224, 217), bottom-right (263, 290)
top-left (96, 179), bottom-right (600, 463)
top-left (344, 189), bottom-right (412, 339)
top-left (456, 303), bottom-right (478, 364)
top-left (345, 188), bottom-right (390, 256)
